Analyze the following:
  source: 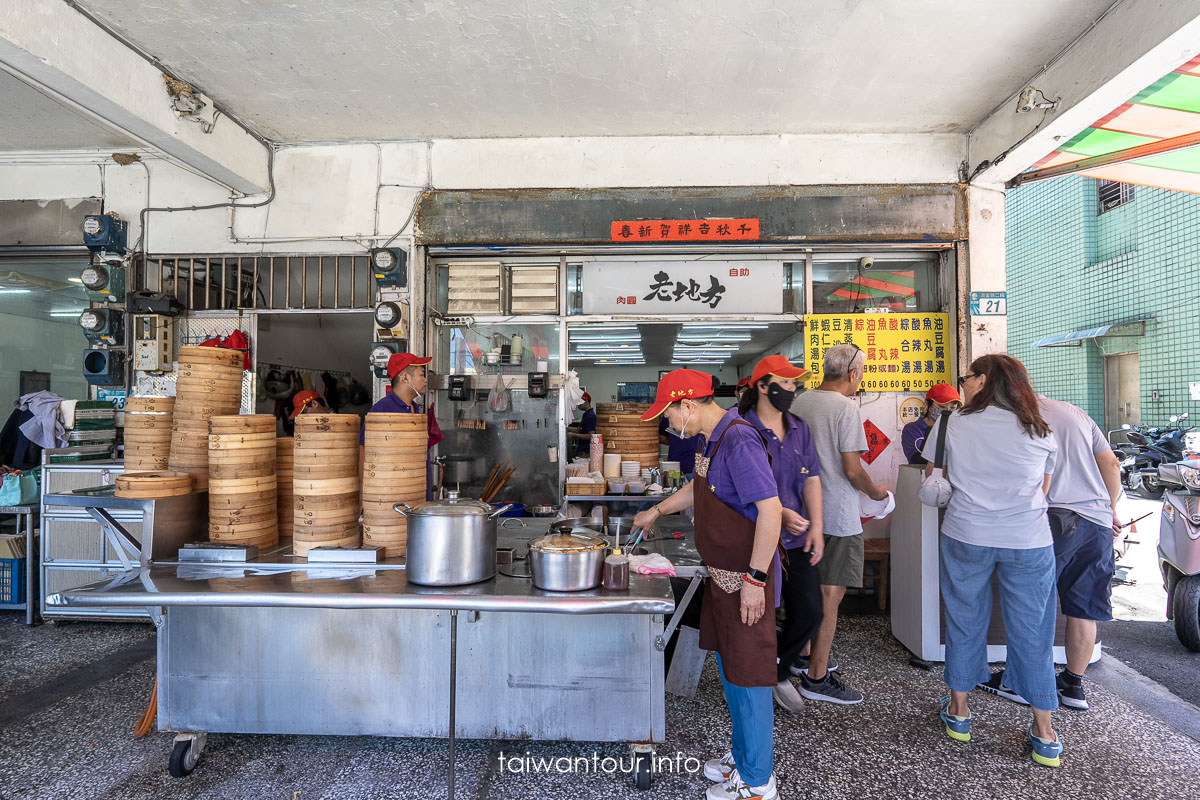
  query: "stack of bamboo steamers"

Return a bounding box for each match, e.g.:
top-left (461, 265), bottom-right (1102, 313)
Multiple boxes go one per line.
top-left (361, 412), bottom-right (427, 557)
top-left (293, 414), bottom-right (361, 556)
top-left (123, 396), bottom-right (174, 472)
top-left (168, 346), bottom-right (244, 489)
top-left (208, 414), bottom-right (277, 548)
top-left (595, 402), bottom-right (660, 468)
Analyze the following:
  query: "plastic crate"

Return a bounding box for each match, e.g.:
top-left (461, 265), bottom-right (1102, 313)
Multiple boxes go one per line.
top-left (0, 557), bottom-right (24, 605)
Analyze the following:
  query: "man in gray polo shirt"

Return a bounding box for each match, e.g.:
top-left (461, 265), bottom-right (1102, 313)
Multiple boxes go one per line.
top-left (792, 343), bottom-right (889, 705)
top-left (981, 395), bottom-right (1122, 711)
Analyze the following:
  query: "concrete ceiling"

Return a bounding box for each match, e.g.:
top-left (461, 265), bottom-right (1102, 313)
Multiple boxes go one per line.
top-left (0, 70), bottom-right (130, 150)
top-left (72, 0), bottom-right (1118, 142)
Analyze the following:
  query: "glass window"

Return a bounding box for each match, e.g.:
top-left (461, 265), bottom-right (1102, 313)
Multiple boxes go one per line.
top-left (810, 258), bottom-right (938, 315)
top-left (0, 257), bottom-right (92, 405)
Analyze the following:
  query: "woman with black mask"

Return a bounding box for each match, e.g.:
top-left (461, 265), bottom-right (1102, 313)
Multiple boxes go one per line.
top-left (738, 355), bottom-right (826, 713)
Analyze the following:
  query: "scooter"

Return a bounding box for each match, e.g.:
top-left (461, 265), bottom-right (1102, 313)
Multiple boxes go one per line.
top-left (1129, 414), bottom-right (1193, 499)
top-left (1156, 457), bottom-right (1200, 651)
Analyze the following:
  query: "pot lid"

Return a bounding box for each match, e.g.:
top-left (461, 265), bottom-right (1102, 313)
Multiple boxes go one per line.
top-left (408, 490), bottom-right (494, 517)
top-left (530, 533), bottom-right (608, 553)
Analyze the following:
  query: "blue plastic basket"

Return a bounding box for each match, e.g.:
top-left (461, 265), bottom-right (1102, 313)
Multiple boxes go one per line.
top-left (0, 557), bottom-right (24, 605)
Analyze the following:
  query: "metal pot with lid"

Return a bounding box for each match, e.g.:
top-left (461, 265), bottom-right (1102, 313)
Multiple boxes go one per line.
top-left (395, 491), bottom-right (511, 586)
top-left (528, 532), bottom-right (608, 592)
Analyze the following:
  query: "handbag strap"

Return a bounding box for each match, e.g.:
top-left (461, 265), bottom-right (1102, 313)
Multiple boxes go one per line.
top-left (933, 411), bottom-right (952, 470)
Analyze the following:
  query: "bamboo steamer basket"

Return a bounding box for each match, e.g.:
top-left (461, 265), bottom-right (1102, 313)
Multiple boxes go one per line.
top-left (115, 471), bottom-right (193, 498)
top-left (124, 396), bottom-right (175, 472)
top-left (364, 411), bottom-right (425, 427)
top-left (292, 414), bottom-right (361, 553)
top-left (276, 437), bottom-right (295, 540)
top-left (595, 404), bottom-right (660, 468)
top-left (362, 412), bottom-right (427, 510)
top-left (177, 345), bottom-right (243, 366)
top-left (207, 415), bottom-right (277, 545)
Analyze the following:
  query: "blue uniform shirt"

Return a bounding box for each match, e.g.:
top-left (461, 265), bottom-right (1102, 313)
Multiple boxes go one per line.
top-left (744, 409), bottom-right (822, 550)
top-left (701, 408), bottom-right (779, 523)
top-left (659, 415), bottom-right (704, 474)
top-left (901, 417), bottom-right (932, 465)
top-left (575, 407), bottom-right (597, 457)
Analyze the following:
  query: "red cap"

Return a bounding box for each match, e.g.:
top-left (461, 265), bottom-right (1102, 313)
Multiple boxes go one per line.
top-left (641, 369), bottom-right (715, 421)
top-left (387, 352), bottom-right (433, 380)
top-left (581, 391), bottom-right (592, 403)
top-left (736, 377), bottom-right (751, 389)
top-left (749, 354), bottom-right (811, 388)
top-left (289, 390), bottom-right (325, 419)
top-left (925, 383), bottom-right (961, 404)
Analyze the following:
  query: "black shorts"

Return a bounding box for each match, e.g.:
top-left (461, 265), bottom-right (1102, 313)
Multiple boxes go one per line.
top-left (1050, 510), bottom-right (1114, 621)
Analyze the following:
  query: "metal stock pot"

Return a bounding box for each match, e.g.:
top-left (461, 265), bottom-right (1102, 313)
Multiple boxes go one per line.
top-left (395, 491), bottom-right (511, 585)
top-left (528, 532), bottom-right (608, 592)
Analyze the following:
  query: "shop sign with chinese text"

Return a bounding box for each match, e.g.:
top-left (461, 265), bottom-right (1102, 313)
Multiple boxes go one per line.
top-left (583, 261), bottom-right (783, 315)
top-left (805, 313), bottom-right (951, 392)
top-left (610, 219), bottom-right (760, 242)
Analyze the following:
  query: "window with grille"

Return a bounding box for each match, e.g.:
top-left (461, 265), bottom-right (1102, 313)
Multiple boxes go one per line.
top-left (1098, 180), bottom-right (1135, 213)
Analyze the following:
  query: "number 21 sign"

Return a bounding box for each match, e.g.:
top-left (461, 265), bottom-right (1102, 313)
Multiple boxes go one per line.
top-left (969, 291), bottom-right (1006, 316)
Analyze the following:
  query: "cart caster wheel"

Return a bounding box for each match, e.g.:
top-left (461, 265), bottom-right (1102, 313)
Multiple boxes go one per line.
top-left (633, 749), bottom-right (653, 791)
top-left (169, 733), bottom-right (206, 778)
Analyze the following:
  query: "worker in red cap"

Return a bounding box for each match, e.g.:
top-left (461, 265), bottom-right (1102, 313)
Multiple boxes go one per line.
top-left (901, 383), bottom-right (962, 465)
top-left (737, 355), bottom-right (825, 714)
top-left (361, 352), bottom-right (444, 452)
top-left (288, 390), bottom-right (329, 419)
top-left (567, 391), bottom-right (596, 457)
top-left (632, 369), bottom-right (783, 799)
top-left (734, 376), bottom-right (752, 403)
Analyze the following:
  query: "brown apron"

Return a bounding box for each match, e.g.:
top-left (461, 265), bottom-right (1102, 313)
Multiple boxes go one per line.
top-left (694, 420), bottom-right (777, 688)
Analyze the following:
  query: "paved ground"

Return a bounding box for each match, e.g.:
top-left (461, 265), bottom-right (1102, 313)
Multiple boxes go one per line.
top-left (3, 607), bottom-right (1200, 800)
top-left (1102, 496), bottom-right (1200, 708)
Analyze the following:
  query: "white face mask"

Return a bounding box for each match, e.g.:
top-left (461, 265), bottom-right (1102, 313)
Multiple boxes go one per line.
top-left (667, 405), bottom-right (693, 439)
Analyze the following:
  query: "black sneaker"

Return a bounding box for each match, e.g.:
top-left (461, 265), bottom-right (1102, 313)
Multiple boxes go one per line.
top-left (798, 670), bottom-right (863, 705)
top-left (789, 655), bottom-right (839, 677)
top-left (977, 670), bottom-right (1029, 705)
top-left (1057, 671), bottom-right (1088, 710)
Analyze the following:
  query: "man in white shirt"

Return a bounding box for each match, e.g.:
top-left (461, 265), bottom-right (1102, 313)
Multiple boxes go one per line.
top-left (792, 343), bottom-right (889, 705)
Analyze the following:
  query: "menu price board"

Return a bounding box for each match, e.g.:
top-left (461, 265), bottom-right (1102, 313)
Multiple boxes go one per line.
top-left (806, 313), bottom-right (951, 392)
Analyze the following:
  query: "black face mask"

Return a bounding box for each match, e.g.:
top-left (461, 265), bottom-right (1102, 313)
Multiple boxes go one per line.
top-left (766, 384), bottom-right (796, 413)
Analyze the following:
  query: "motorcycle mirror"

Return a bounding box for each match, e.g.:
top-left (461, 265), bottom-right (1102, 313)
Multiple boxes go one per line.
top-left (1122, 424), bottom-right (1132, 430)
top-left (1171, 416), bottom-right (1179, 423)
top-left (1182, 413), bottom-right (1190, 420)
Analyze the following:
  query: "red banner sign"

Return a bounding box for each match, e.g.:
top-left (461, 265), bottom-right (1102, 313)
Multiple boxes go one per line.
top-left (861, 419), bottom-right (891, 465)
top-left (610, 218), bottom-right (760, 242)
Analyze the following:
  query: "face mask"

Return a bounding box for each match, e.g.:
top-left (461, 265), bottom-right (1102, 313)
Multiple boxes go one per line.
top-left (766, 384), bottom-right (796, 413)
top-left (667, 406), bottom-right (693, 439)
top-left (929, 406), bottom-right (943, 421)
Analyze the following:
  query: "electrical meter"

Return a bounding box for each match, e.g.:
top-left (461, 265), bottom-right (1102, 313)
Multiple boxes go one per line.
top-left (78, 307), bottom-right (125, 346)
top-left (528, 372), bottom-right (549, 399)
top-left (373, 300), bottom-right (408, 339)
top-left (82, 348), bottom-right (125, 386)
top-left (132, 314), bottom-right (174, 372)
top-left (370, 248), bottom-right (408, 289)
top-left (81, 213), bottom-right (128, 257)
top-left (79, 263), bottom-right (126, 303)
top-left (370, 341), bottom-right (401, 379)
top-left (448, 375), bottom-right (470, 401)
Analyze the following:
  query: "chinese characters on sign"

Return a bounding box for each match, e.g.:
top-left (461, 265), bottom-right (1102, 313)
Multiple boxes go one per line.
top-left (609, 219), bottom-right (760, 242)
top-left (583, 261), bottom-right (784, 315)
top-left (861, 419), bottom-right (891, 465)
top-left (805, 313), bottom-right (952, 392)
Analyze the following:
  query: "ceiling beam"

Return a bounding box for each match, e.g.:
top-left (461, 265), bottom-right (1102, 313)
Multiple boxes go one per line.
top-left (0, 0), bottom-right (268, 194)
top-left (967, 0), bottom-right (1200, 187)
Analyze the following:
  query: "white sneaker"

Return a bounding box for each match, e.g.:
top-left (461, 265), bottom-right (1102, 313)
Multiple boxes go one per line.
top-left (773, 679), bottom-right (805, 713)
top-left (706, 770), bottom-right (778, 800)
top-left (703, 750), bottom-right (735, 783)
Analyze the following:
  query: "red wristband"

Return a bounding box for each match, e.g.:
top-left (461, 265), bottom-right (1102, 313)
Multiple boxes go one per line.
top-left (742, 574), bottom-right (765, 588)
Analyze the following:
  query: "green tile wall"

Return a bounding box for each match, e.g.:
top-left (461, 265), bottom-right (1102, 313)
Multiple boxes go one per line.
top-left (1007, 175), bottom-right (1200, 430)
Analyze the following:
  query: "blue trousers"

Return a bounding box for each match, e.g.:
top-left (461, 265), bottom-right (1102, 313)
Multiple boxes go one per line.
top-left (715, 653), bottom-right (773, 785)
top-left (939, 534), bottom-right (1059, 711)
